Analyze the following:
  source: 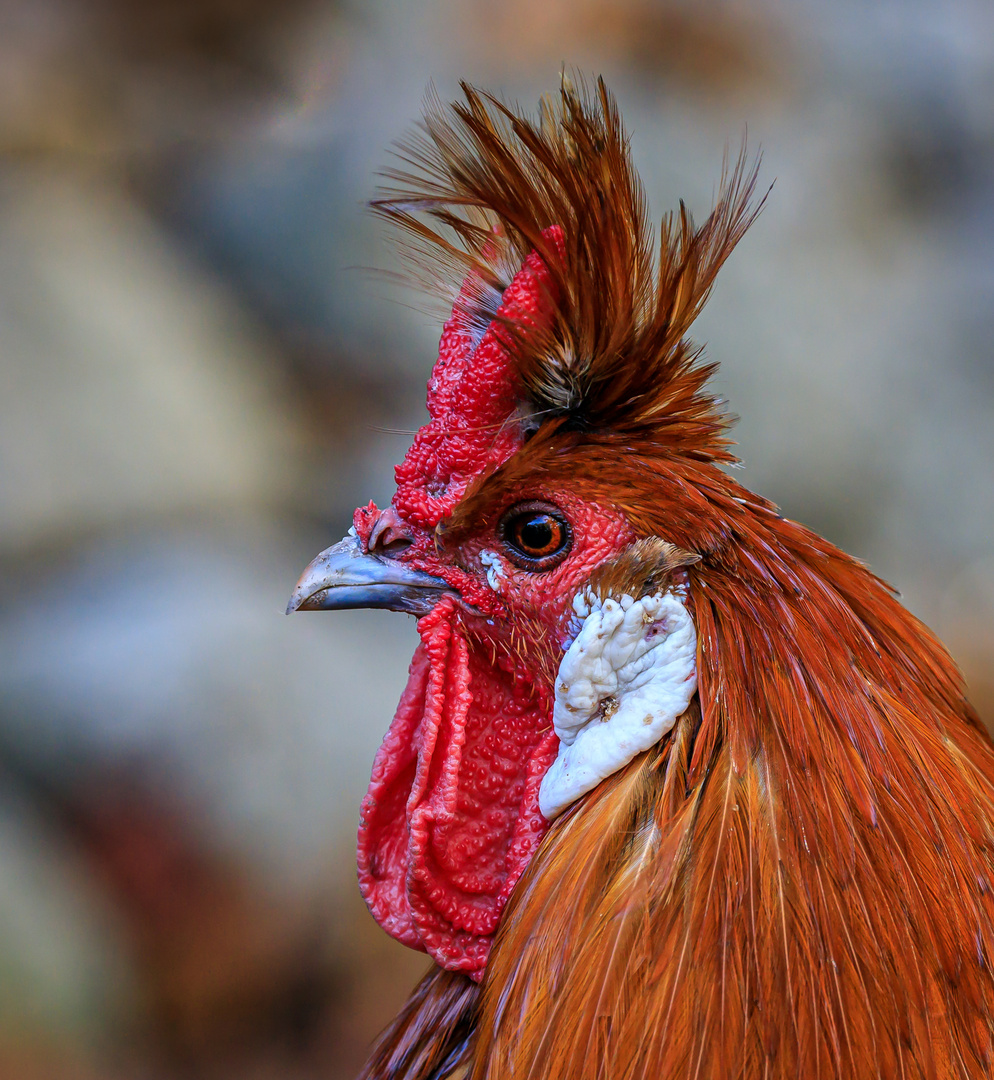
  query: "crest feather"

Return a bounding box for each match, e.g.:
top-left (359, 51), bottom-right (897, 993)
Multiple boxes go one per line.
top-left (374, 75), bottom-right (765, 457)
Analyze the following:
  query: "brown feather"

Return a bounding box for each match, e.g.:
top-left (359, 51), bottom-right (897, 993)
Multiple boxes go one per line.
top-left (375, 74), bottom-right (763, 457)
top-left (465, 499), bottom-right (994, 1079)
top-left (357, 967), bottom-right (478, 1080)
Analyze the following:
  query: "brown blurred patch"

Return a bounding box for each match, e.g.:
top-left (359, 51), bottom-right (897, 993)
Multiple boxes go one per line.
top-left (0, 0), bottom-right (326, 161)
top-left (49, 775), bottom-right (427, 1079)
top-left (455, 0), bottom-right (799, 101)
top-left (87, 0), bottom-right (320, 95)
top-left (960, 651), bottom-right (994, 734)
top-left (64, 780), bottom-right (313, 1059)
top-left (0, 1048), bottom-right (109, 1080)
top-left (313, 897), bottom-right (432, 1080)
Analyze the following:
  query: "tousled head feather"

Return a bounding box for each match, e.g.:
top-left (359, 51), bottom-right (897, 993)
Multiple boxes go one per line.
top-left (375, 75), bottom-right (764, 457)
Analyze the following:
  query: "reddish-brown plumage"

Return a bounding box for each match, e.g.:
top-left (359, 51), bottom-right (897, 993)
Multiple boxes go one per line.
top-left (319, 76), bottom-right (994, 1078)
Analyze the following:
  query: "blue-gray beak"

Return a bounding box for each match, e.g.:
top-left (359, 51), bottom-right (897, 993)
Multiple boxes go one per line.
top-left (286, 533), bottom-right (451, 616)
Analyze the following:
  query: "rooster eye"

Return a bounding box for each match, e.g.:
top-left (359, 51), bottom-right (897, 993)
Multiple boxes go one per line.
top-left (498, 502), bottom-right (572, 570)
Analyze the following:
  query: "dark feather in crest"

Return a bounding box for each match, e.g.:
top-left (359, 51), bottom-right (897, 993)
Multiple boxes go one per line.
top-left (373, 75), bottom-right (765, 456)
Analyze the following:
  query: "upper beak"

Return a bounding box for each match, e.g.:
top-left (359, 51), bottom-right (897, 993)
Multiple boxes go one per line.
top-left (286, 533), bottom-right (452, 616)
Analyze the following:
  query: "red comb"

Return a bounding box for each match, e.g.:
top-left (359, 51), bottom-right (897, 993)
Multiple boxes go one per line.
top-left (392, 227), bottom-right (565, 529)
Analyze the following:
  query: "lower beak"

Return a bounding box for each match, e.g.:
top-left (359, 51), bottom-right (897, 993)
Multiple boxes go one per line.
top-left (286, 533), bottom-right (452, 616)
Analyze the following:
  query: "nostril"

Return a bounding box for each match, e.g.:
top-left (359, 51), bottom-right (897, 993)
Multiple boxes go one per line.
top-left (368, 506), bottom-right (416, 557)
top-left (380, 536), bottom-right (414, 556)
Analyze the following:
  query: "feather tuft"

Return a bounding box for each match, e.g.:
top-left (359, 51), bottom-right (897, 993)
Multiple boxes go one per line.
top-left (374, 74), bottom-right (765, 457)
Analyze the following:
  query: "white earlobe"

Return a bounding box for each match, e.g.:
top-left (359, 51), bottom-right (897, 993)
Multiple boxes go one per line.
top-left (538, 589), bottom-right (697, 819)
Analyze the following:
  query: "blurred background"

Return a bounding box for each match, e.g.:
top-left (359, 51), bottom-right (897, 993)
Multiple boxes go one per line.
top-left (0, 0), bottom-right (992, 1075)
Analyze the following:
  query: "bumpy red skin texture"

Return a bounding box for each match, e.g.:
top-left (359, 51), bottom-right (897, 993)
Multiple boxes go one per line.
top-left (356, 496), bottom-right (633, 979)
top-left (355, 230), bottom-right (635, 979)
top-left (357, 596), bottom-right (558, 974)
top-left (391, 231), bottom-right (564, 533)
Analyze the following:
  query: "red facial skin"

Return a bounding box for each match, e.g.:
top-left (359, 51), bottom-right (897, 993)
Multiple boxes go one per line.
top-left (353, 237), bottom-right (636, 979)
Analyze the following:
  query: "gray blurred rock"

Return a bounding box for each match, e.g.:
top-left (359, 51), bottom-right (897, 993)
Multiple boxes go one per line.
top-left (0, 167), bottom-right (301, 552)
top-left (0, 522), bottom-right (419, 895)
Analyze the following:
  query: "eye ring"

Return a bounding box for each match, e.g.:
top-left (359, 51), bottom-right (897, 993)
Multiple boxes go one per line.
top-left (498, 501), bottom-right (572, 571)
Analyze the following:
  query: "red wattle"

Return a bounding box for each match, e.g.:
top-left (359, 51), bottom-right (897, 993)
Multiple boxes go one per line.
top-left (357, 596), bottom-right (557, 978)
top-left (356, 231), bottom-right (567, 977)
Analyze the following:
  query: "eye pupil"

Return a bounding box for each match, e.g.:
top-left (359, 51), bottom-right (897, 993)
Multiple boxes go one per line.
top-left (515, 515), bottom-right (558, 555)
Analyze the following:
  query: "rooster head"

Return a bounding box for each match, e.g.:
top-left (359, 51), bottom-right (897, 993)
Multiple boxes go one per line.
top-left (284, 78), bottom-right (994, 1080)
top-left (287, 78), bottom-right (759, 979)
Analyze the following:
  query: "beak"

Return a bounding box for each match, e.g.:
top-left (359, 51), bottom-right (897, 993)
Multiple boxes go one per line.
top-left (286, 533), bottom-right (452, 616)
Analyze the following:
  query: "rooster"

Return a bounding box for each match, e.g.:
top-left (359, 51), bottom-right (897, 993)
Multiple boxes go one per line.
top-left (287, 78), bottom-right (994, 1079)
